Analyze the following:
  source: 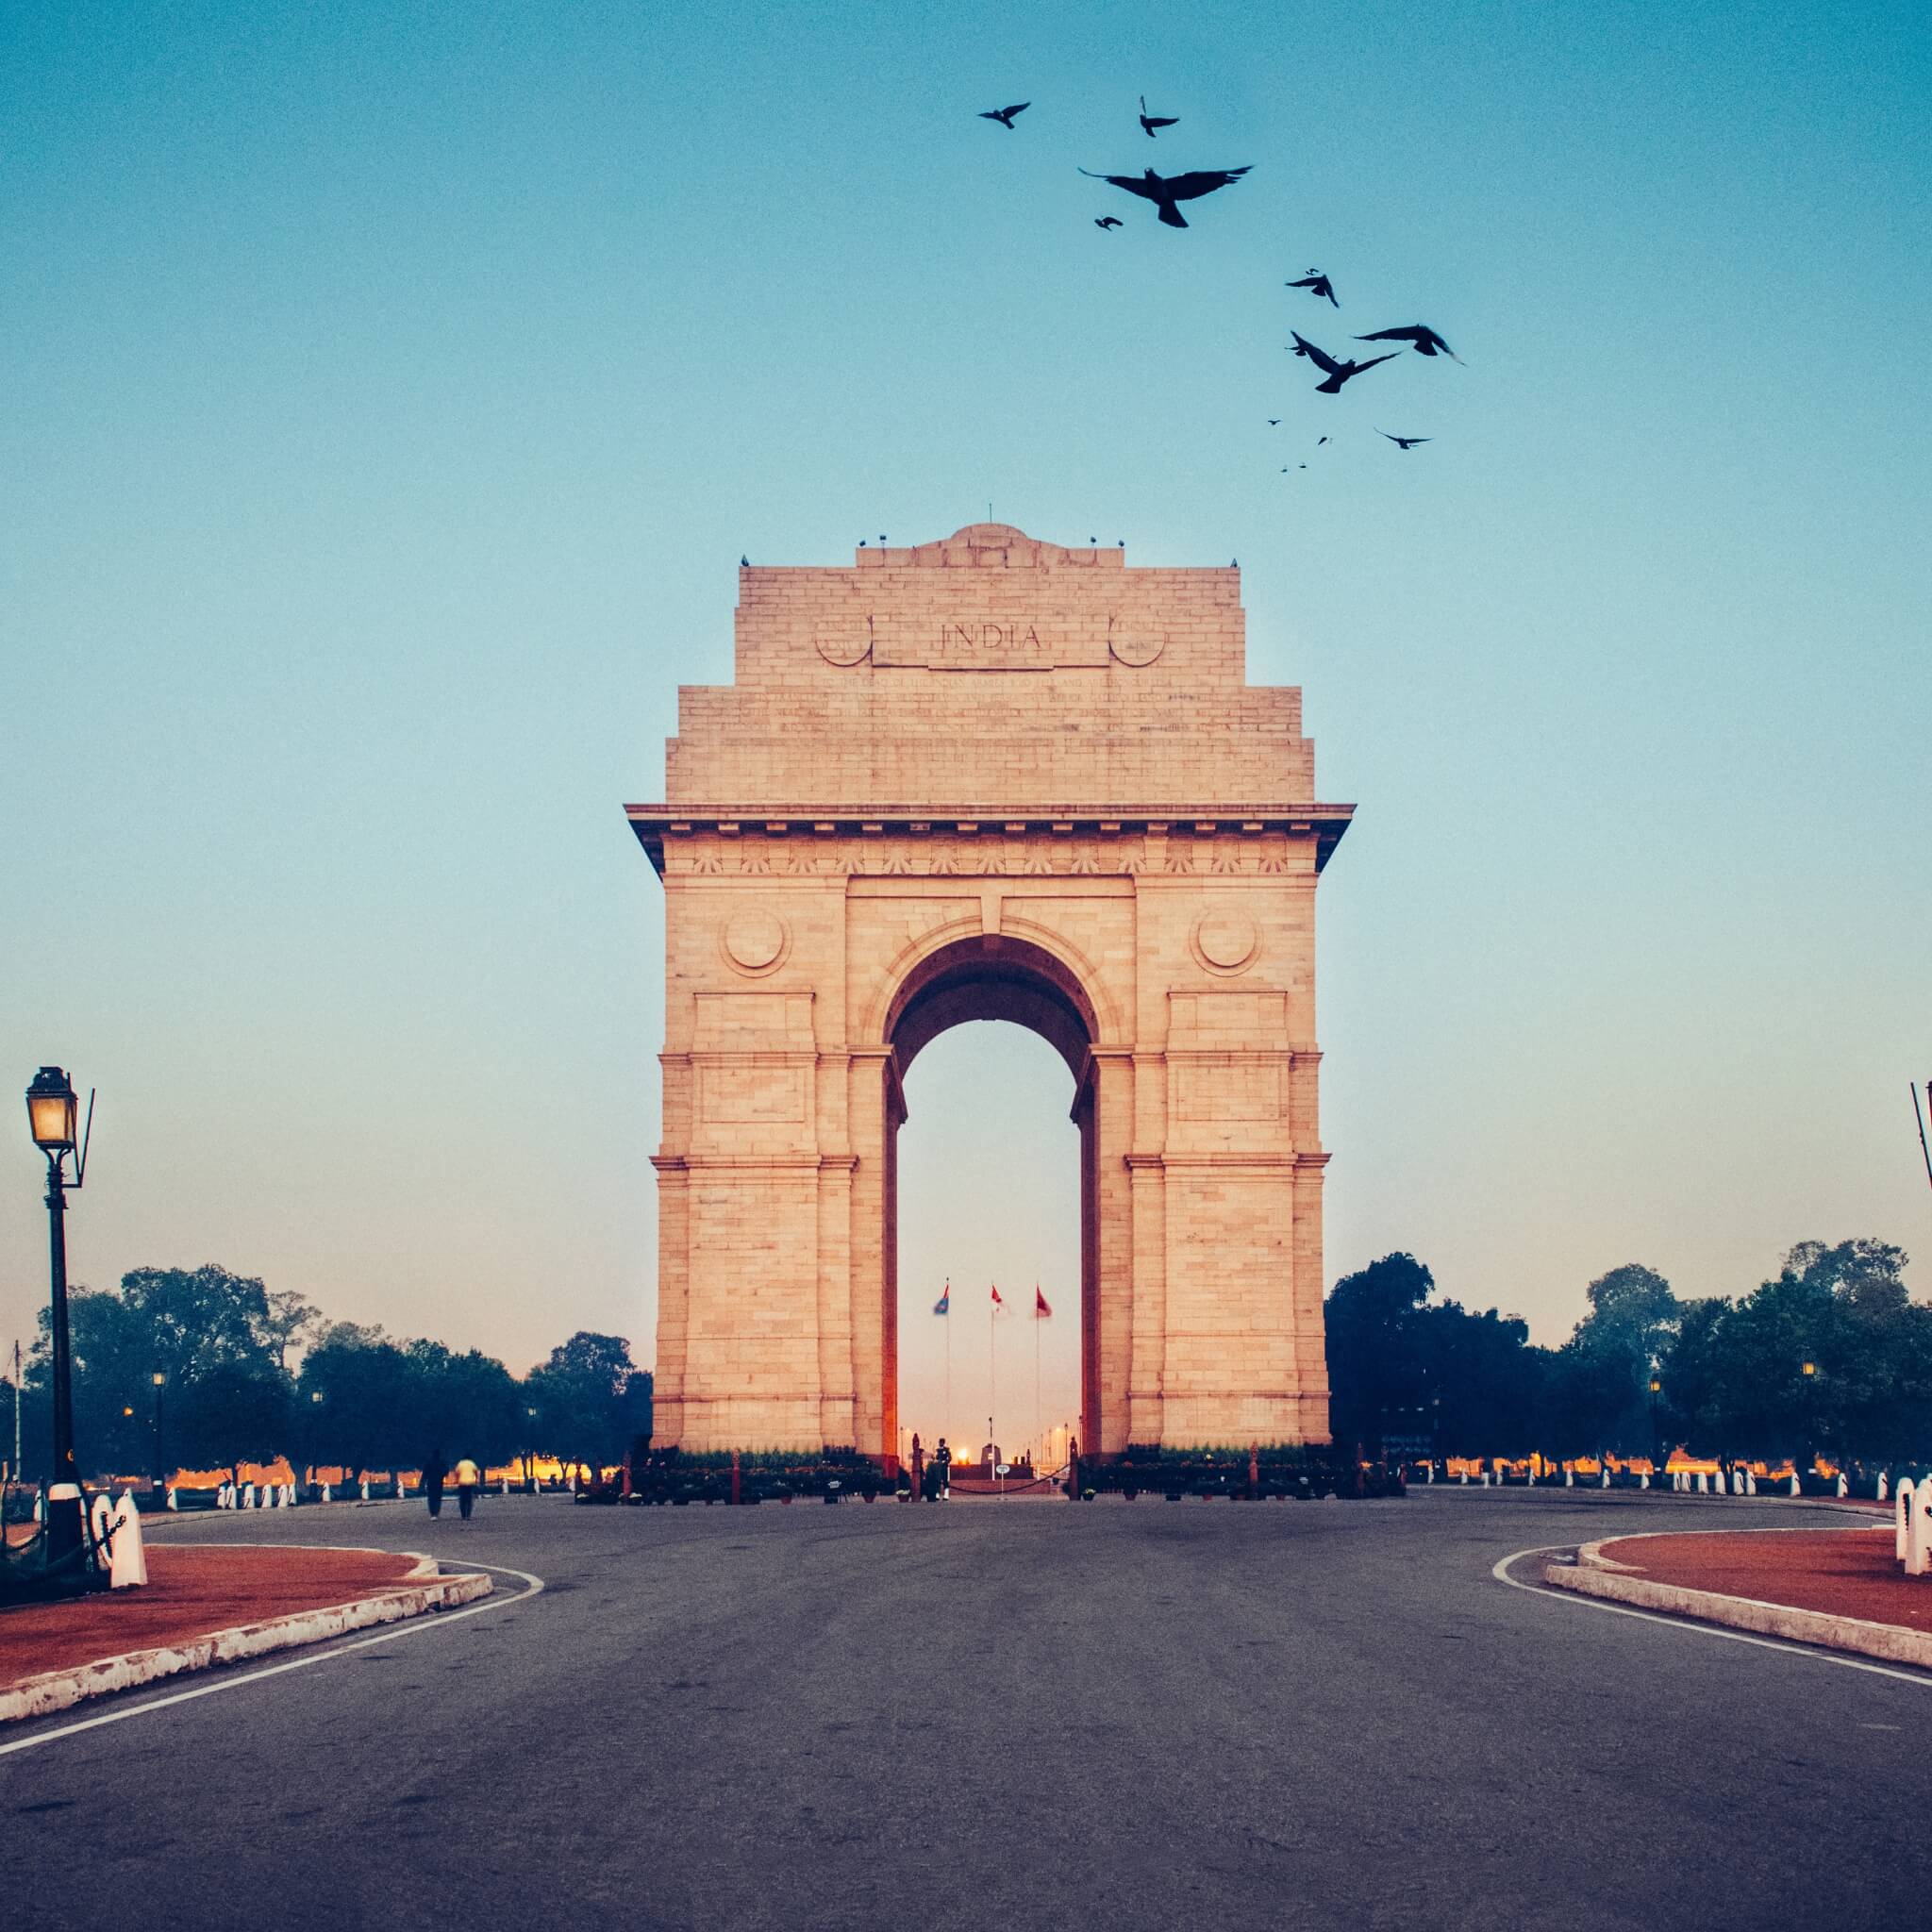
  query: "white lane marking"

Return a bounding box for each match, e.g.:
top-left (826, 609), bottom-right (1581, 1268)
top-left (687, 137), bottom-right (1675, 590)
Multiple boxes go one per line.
top-left (1491, 1543), bottom-right (1932, 1690)
top-left (0, 1560), bottom-right (544, 1758)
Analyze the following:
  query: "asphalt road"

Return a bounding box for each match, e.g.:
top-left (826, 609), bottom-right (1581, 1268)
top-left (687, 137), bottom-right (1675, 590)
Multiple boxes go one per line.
top-left (3, 1490), bottom-right (1927, 1931)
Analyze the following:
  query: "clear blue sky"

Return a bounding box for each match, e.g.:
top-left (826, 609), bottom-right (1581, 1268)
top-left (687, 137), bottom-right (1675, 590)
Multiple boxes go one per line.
top-left (4, 4), bottom-right (1927, 1425)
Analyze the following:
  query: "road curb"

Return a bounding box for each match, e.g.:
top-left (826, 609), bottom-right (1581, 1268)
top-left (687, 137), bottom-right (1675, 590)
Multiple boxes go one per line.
top-left (1541, 1538), bottom-right (1932, 1671)
top-left (0, 1554), bottom-right (491, 1724)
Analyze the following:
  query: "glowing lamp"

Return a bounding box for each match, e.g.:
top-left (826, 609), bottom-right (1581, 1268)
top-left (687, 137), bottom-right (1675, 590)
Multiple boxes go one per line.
top-left (26, 1066), bottom-right (77, 1152)
top-left (153, 1372), bottom-right (166, 1388)
top-left (1649, 1378), bottom-right (1660, 1393)
top-left (1801, 1361), bottom-right (1816, 1377)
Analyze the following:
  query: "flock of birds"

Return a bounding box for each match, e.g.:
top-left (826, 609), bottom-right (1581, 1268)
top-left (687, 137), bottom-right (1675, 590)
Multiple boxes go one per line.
top-left (978, 95), bottom-right (1461, 467)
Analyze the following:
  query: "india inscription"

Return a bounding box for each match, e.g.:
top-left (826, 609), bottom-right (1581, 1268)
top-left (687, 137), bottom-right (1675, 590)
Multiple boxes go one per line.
top-left (628, 522), bottom-right (1353, 1458)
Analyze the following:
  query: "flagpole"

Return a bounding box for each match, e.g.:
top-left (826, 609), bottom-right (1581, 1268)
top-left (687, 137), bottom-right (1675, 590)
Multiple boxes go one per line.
top-left (1034, 1290), bottom-right (1041, 1469)
top-left (990, 1289), bottom-right (996, 1461)
top-left (944, 1282), bottom-right (952, 1453)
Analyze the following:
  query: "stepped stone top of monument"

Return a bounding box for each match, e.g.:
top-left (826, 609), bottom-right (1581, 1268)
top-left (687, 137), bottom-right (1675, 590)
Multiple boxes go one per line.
top-left (628, 523), bottom-right (1351, 852)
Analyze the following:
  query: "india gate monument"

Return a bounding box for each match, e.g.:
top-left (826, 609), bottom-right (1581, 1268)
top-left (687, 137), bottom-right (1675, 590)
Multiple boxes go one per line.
top-left (626, 524), bottom-right (1352, 1459)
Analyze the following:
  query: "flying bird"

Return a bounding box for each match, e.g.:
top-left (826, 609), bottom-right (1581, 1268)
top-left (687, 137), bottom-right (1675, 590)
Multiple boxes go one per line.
top-left (1355, 324), bottom-right (1461, 362)
top-left (979, 102), bottom-right (1030, 129)
top-left (1316, 436), bottom-right (1329, 445)
top-left (1286, 271), bottom-right (1338, 307)
top-left (1378, 430), bottom-right (1432, 449)
top-left (1094, 215), bottom-right (1123, 230)
top-left (1266, 418), bottom-right (1281, 425)
top-left (1138, 94), bottom-right (1178, 138)
top-left (1078, 164), bottom-right (1251, 229)
top-left (1289, 331), bottom-right (1398, 394)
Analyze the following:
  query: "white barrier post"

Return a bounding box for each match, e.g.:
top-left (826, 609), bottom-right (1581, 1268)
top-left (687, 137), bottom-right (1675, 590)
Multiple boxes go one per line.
top-left (1837, 1473), bottom-right (1848, 1498)
top-left (1907, 1484), bottom-right (1931, 1578)
top-left (1640, 1472), bottom-right (1649, 1490)
top-left (1877, 1473), bottom-right (1889, 1504)
top-left (1601, 1465), bottom-right (1610, 1488)
top-left (359, 1477), bottom-right (370, 1501)
top-left (166, 1486), bottom-right (178, 1510)
top-left (1789, 1472), bottom-right (1801, 1498)
top-left (322, 1482), bottom-right (332, 1502)
top-left (1896, 1478), bottom-right (1915, 1562)
top-left (502, 1476), bottom-right (510, 1496)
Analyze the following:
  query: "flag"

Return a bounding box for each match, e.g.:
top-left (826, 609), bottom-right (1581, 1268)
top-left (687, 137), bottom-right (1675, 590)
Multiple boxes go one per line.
top-left (933, 1281), bottom-right (950, 1316)
top-left (991, 1284), bottom-right (1003, 1307)
top-left (1035, 1286), bottom-right (1052, 1317)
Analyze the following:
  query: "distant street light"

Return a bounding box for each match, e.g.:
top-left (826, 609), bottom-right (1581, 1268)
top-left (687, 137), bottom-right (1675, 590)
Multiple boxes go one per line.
top-left (152, 1372), bottom-right (167, 1488)
top-left (25, 1066), bottom-right (93, 1590)
top-left (1648, 1374), bottom-right (1662, 1472)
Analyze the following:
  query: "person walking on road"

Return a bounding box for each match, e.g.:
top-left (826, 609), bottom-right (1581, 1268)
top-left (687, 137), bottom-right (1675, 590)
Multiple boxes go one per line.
top-left (451, 1454), bottom-right (481, 1520)
top-left (424, 1448), bottom-right (447, 1520)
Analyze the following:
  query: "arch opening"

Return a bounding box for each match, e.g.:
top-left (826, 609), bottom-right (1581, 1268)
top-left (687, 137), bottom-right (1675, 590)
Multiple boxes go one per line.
top-left (880, 937), bottom-right (1104, 1471)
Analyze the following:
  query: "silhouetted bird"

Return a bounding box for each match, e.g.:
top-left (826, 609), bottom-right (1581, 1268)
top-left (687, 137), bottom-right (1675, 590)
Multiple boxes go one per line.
top-left (1378, 430), bottom-right (1432, 449)
top-left (1078, 164), bottom-right (1251, 229)
top-left (980, 103), bottom-right (1030, 129)
top-left (1286, 271), bottom-right (1339, 307)
top-left (741, 555), bottom-right (749, 567)
top-left (1266, 418), bottom-right (1280, 425)
top-left (1138, 94), bottom-right (1178, 138)
top-left (1356, 324), bottom-right (1461, 362)
top-left (1290, 332), bottom-right (1398, 394)
top-left (1094, 215), bottom-right (1124, 230)
top-left (1230, 558), bottom-right (1238, 568)
top-left (1317, 436), bottom-right (1329, 445)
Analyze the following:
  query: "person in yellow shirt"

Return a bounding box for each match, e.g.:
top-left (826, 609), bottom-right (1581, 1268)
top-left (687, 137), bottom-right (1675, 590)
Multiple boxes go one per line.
top-left (450, 1455), bottom-right (481, 1520)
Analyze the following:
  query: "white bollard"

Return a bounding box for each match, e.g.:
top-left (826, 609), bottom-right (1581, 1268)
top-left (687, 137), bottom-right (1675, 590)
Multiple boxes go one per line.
top-left (1640, 1472), bottom-right (1650, 1490)
top-left (243, 1482), bottom-right (257, 1510)
top-left (1601, 1466), bottom-right (1610, 1488)
top-left (359, 1477), bottom-right (370, 1501)
top-left (1789, 1473), bottom-right (1801, 1498)
top-left (322, 1482), bottom-right (332, 1502)
top-left (108, 1490), bottom-right (149, 1589)
top-left (502, 1476), bottom-right (511, 1496)
top-left (1837, 1474), bottom-right (1848, 1498)
top-left (1746, 1471), bottom-right (1757, 1495)
top-left (1907, 1485), bottom-right (1932, 1578)
top-left (90, 1491), bottom-right (115, 1549)
top-left (1877, 1473), bottom-right (1889, 1504)
top-left (394, 1475), bottom-right (404, 1499)
top-left (1459, 1471), bottom-right (1468, 1485)
top-left (166, 1486), bottom-right (178, 1510)
top-left (1896, 1478), bottom-right (1915, 1561)
top-left (1564, 1468), bottom-right (1573, 1488)
top-left (1426, 1463), bottom-right (1435, 1483)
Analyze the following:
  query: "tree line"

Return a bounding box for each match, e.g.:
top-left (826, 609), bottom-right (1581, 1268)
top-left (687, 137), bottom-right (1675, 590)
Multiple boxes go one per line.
top-left (0, 1264), bottom-right (651, 1483)
top-left (1325, 1238), bottom-right (1932, 1466)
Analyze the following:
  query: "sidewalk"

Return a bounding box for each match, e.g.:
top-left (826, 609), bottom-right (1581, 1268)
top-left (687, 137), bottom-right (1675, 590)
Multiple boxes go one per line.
top-left (2, 1543), bottom-right (491, 1723)
top-left (1543, 1524), bottom-right (1932, 1667)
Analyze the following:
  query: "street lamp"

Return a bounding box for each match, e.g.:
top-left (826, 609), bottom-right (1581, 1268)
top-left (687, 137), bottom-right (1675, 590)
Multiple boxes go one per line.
top-left (1648, 1374), bottom-right (1662, 1471)
top-left (152, 1372), bottom-right (167, 1488)
top-left (25, 1066), bottom-right (93, 1587)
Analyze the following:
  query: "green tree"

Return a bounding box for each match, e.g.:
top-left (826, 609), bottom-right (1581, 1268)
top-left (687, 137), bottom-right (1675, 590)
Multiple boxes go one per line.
top-left (523, 1331), bottom-right (649, 1470)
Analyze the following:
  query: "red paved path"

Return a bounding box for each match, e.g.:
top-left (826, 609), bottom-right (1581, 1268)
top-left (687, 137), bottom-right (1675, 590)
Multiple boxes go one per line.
top-left (1, 1545), bottom-right (420, 1688)
top-left (1601, 1526), bottom-right (1932, 1632)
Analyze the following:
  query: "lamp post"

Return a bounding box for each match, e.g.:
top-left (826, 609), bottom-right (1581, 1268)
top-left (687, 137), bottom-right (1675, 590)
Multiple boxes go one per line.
top-left (152, 1372), bottom-right (167, 1488)
top-left (1648, 1374), bottom-right (1662, 1472)
top-left (25, 1066), bottom-right (92, 1583)
top-left (1801, 1360), bottom-right (1817, 1474)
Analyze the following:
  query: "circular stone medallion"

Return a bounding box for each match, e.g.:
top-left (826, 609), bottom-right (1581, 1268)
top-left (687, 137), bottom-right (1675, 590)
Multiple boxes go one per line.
top-left (814, 618), bottom-right (872, 667)
top-left (724, 908), bottom-right (788, 974)
top-left (1108, 621), bottom-right (1165, 668)
top-left (1192, 909), bottom-right (1258, 974)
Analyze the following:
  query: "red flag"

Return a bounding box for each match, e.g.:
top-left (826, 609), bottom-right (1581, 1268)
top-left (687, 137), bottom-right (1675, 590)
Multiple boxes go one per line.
top-left (990, 1284), bottom-right (1003, 1306)
top-left (1035, 1286), bottom-right (1052, 1317)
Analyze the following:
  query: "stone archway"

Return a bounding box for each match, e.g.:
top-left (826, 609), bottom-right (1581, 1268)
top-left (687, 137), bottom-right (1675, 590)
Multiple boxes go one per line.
top-left (628, 523), bottom-right (1352, 1458)
top-left (877, 932), bottom-right (1103, 1466)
